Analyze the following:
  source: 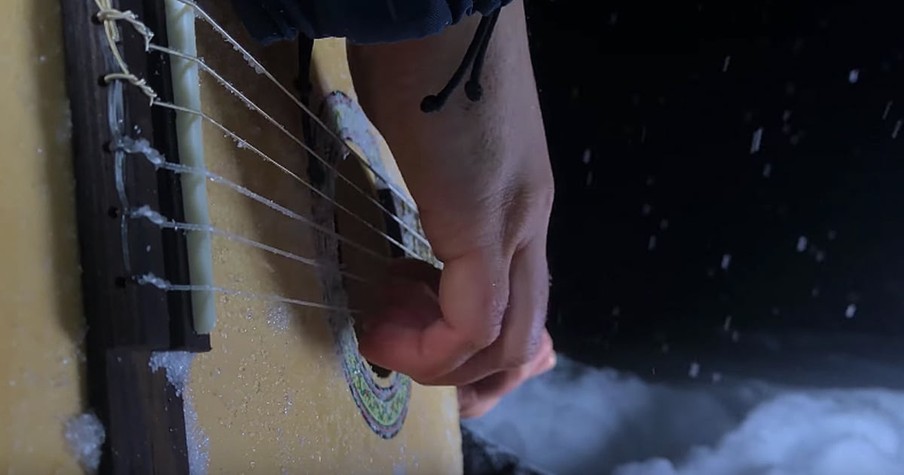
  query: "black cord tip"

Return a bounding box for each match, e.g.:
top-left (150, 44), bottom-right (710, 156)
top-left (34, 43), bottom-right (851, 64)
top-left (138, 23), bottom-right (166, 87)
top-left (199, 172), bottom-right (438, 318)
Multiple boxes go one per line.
top-left (465, 80), bottom-right (483, 101)
top-left (420, 95), bottom-right (443, 113)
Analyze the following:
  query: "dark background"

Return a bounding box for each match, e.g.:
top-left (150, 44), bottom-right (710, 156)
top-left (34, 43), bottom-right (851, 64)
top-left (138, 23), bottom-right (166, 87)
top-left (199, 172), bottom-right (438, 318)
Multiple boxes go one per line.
top-left (529, 1), bottom-right (904, 384)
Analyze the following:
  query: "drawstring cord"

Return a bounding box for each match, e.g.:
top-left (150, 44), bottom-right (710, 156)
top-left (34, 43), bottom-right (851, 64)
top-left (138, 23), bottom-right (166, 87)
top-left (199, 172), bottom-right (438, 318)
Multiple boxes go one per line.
top-left (420, 9), bottom-right (501, 113)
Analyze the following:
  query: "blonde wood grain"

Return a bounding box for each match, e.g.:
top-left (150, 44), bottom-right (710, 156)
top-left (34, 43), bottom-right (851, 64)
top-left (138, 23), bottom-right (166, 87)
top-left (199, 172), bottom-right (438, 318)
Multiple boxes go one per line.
top-left (1, 0), bottom-right (461, 471)
top-left (0, 0), bottom-right (87, 472)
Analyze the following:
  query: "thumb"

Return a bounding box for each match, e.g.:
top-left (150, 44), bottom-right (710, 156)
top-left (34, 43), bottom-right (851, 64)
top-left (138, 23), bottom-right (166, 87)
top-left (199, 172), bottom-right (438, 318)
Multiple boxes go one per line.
top-left (358, 250), bottom-right (511, 382)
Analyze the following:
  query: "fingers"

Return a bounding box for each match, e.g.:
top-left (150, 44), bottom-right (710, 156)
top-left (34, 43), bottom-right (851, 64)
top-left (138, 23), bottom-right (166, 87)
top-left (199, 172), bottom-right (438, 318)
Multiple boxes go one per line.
top-left (458, 331), bottom-right (555, 419)
top-left (357, 249), bottom-right (512, 380)
top-left (423, 237), bottom-right (549, 386)
top-left (358, 235), bottom-right (549, 394)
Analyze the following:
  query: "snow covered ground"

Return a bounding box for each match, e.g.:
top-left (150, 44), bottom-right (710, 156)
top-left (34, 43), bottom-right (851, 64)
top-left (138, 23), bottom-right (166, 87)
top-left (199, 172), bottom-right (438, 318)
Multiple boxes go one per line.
top-left (465, 356), bottom-right (904, 475)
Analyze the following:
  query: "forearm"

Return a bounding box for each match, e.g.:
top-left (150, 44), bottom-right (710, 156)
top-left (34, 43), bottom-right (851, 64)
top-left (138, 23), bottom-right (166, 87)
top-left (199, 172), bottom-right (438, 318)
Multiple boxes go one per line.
top-left (347, 0), bottom-right (552, 259)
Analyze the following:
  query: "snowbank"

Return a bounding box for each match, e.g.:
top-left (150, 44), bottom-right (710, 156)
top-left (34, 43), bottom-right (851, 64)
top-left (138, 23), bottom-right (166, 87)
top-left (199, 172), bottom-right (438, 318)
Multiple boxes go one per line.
top-left (466, 356), bottom-right (904, 475)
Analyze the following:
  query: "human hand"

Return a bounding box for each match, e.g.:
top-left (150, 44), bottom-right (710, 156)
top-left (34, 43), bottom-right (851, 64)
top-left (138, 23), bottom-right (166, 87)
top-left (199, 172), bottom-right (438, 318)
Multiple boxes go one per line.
top-left (349, 0), bottom-right (554, 417)
top-left (358, 193), bottom-right (555, 418)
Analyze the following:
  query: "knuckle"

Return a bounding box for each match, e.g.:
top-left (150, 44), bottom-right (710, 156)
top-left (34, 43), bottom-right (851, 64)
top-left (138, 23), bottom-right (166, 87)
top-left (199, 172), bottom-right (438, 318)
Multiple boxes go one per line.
top-left (502, 329), bottom-right (544, 370)
top-left (535, 179), bottom-right (555, 214)
top-left (496, 182), bottom-right (555, 248)
top-left (465, 318), bottom-right (503, 351)
top-left (501, 350), bottom-right (533, 370)
top-left (462, 287), bottom-right (507, 350)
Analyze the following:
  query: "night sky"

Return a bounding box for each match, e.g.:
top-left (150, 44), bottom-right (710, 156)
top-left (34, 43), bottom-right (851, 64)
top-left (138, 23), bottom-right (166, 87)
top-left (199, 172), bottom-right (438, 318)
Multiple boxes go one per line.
top-left (528, 0), bottom-right (904, 384)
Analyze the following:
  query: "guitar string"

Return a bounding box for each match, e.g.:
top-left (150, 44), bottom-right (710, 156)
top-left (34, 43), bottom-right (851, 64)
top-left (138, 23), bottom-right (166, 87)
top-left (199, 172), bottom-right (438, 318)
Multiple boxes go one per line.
top-left (148, 43), bottom-right (432, 250)
top-left (173, 0), bottom-right (419, 212)
top-left (96, 0), bottom-right (428, 261)
top-left (94, 1), bottom-right (411, 314)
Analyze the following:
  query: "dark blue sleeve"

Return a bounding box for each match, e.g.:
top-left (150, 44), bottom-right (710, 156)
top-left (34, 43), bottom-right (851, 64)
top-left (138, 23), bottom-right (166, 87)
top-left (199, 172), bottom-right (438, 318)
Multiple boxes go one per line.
top-left (229, 0), bottom-right (510, 45)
